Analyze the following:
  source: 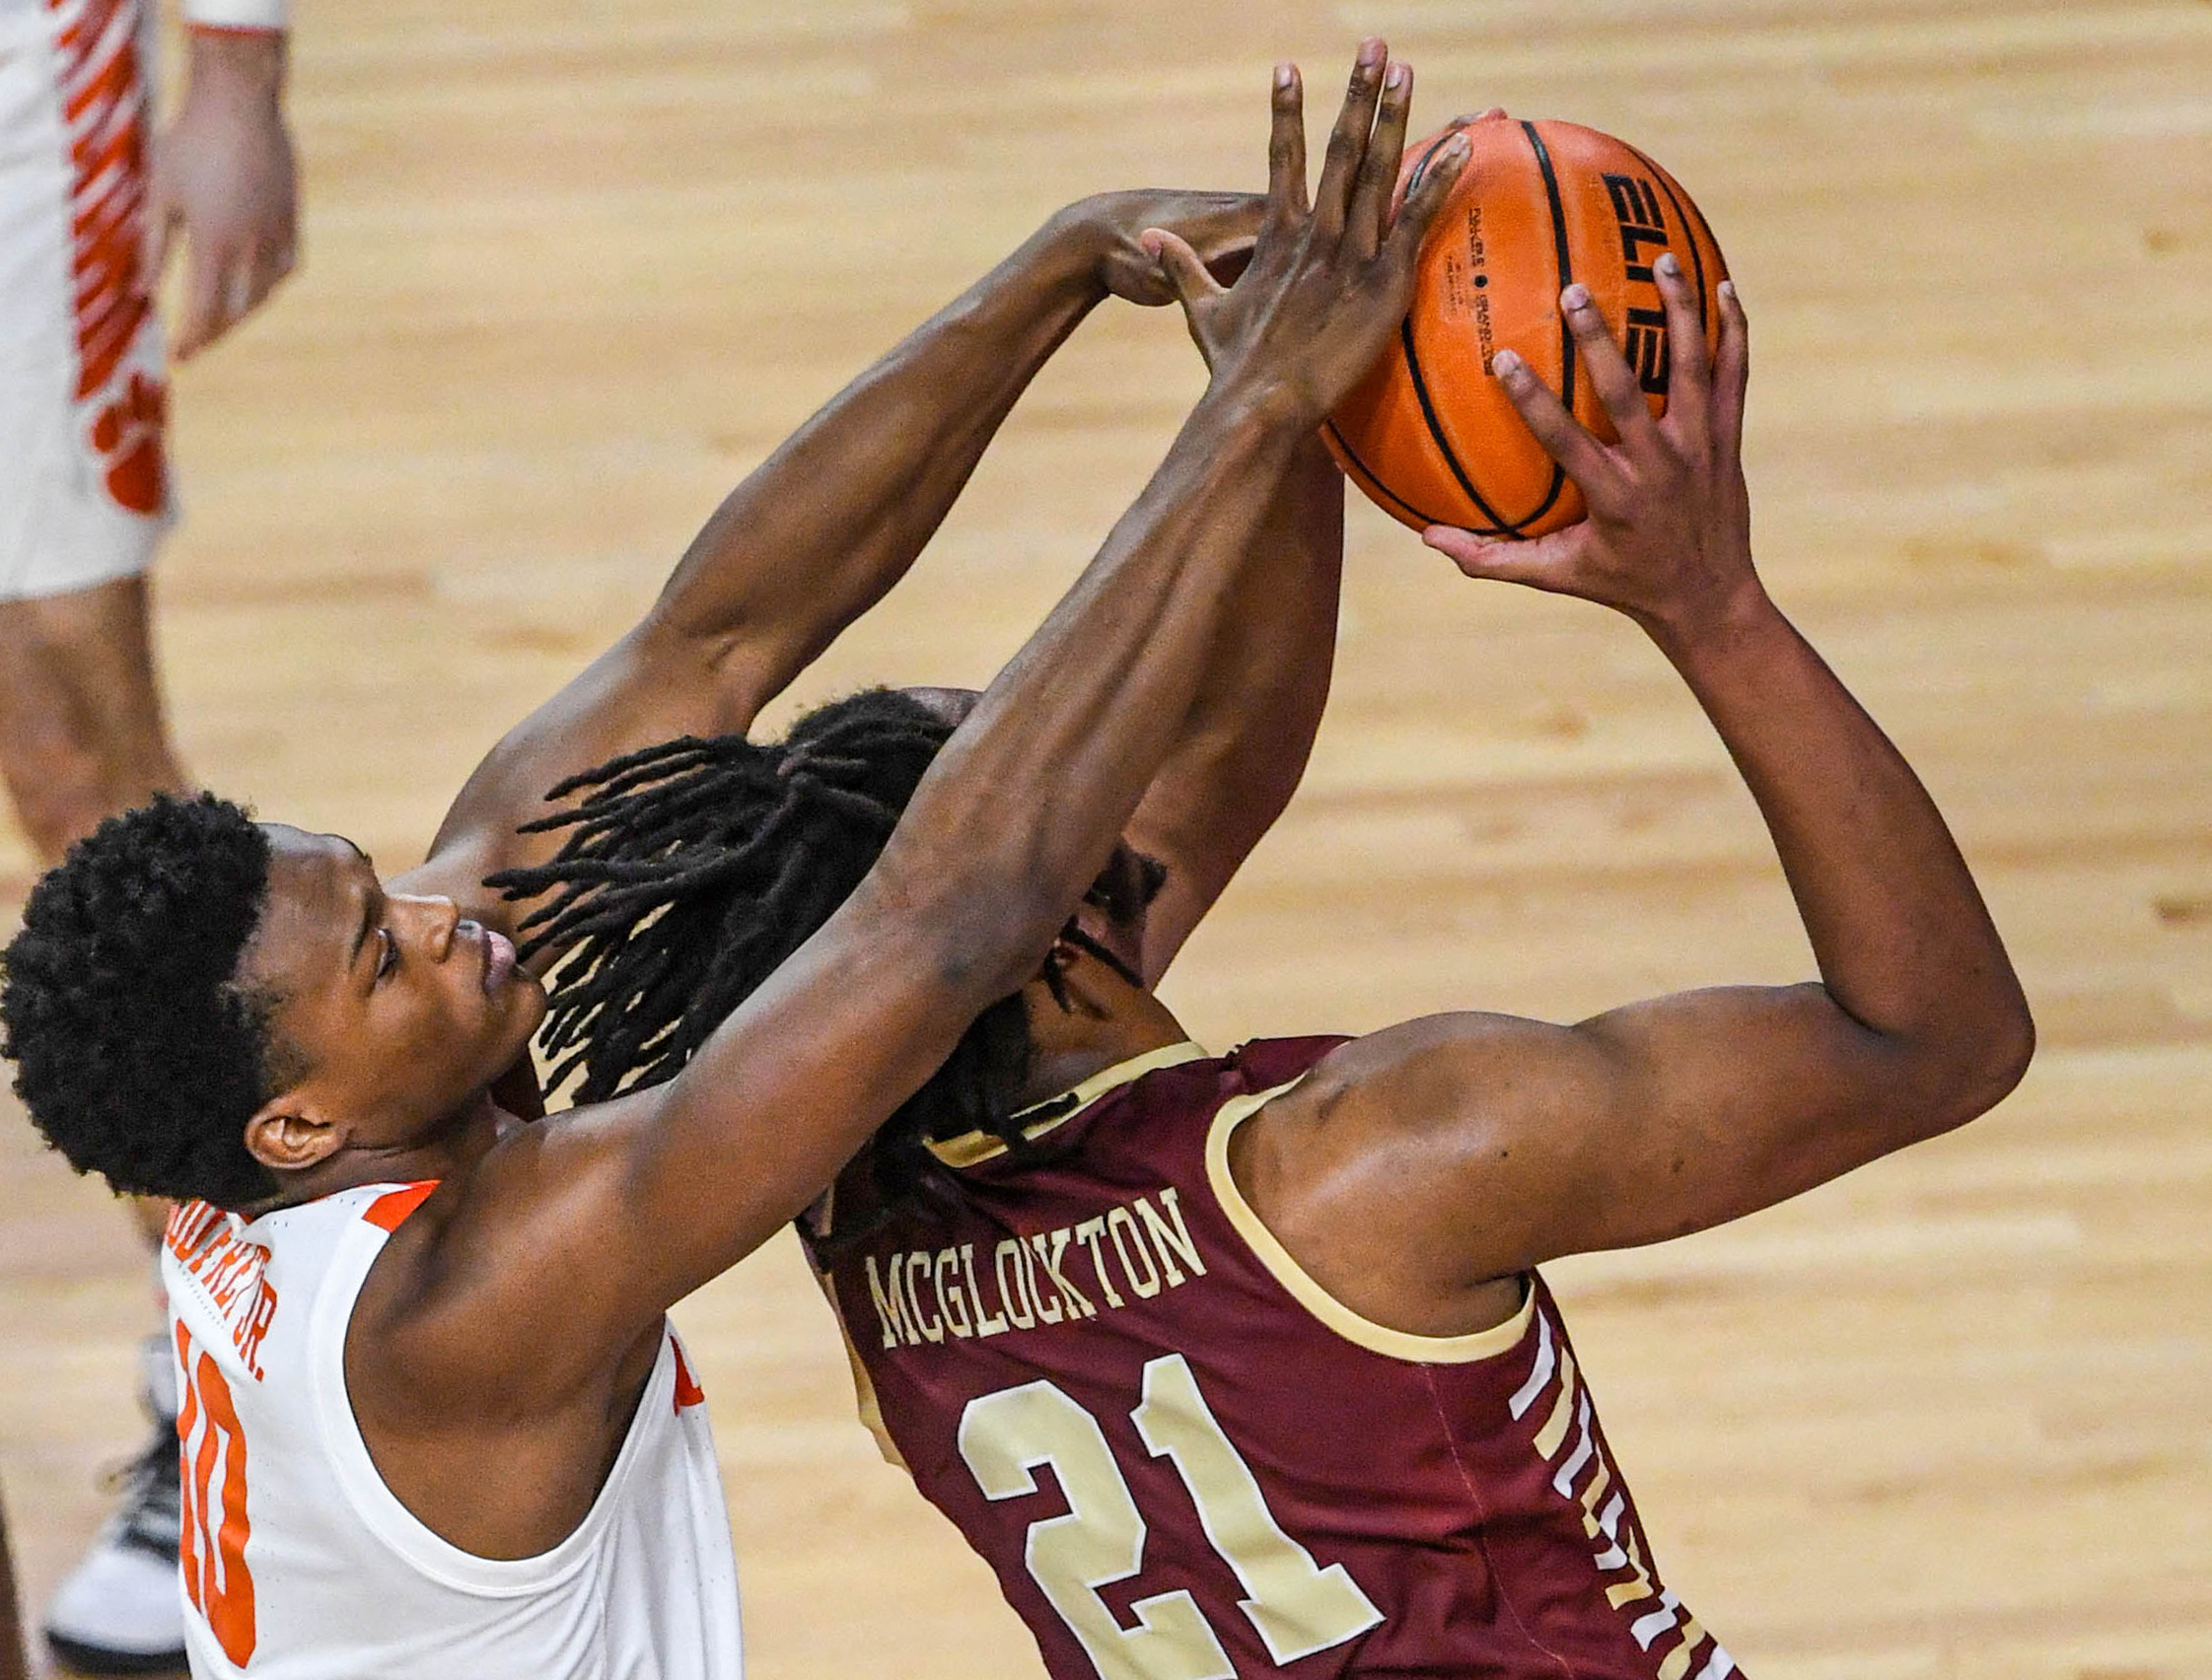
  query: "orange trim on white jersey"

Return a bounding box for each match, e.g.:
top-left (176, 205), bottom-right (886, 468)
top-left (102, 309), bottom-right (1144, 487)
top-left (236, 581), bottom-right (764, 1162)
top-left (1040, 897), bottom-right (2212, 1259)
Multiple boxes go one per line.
top-left (48, 0), bottom-right (166, 514)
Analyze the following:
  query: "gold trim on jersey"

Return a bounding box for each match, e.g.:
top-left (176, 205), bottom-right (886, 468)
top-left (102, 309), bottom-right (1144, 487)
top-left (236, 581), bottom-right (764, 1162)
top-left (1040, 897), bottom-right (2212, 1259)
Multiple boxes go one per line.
top-left (1205, 1078), bottom-right (1535, 1365)
top-left (924, 1041), bottom-right (1213, 1169)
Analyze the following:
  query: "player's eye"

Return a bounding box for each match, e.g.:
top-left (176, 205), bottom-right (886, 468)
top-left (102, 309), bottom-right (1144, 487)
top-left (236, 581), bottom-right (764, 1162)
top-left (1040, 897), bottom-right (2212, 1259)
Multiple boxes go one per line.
top-left (375, 929), bottom-right (397, 982)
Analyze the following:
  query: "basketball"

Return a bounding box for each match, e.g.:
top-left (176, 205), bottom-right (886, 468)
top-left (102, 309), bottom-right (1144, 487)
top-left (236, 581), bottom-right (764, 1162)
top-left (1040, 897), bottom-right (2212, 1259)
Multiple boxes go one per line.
top-left (1324, 113), bottom-right (1730, 538)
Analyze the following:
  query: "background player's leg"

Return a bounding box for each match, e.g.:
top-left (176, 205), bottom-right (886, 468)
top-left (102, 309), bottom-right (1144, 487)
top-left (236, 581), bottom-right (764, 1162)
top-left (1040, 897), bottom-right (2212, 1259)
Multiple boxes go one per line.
top-left (0, 575), bottom-right (187, 863)
top-left (37, 1332), bottom-right (183, 1679)
top-left (1, 1488), bottom-right (27, 1680)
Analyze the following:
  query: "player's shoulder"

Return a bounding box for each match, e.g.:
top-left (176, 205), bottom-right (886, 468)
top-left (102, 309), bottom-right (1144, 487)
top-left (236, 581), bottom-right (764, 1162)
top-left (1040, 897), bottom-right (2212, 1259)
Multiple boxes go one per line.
top-left (1212, 1033), bottom-right (1353, 1094)
top-left (1262, 1011), bottom-right (1592, 1137)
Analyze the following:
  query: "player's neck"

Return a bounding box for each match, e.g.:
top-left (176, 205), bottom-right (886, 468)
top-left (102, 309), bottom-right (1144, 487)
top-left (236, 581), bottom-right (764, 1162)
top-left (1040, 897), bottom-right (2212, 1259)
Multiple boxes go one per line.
top-left (1017, 954), bottom-right (1189, 1110)
top-left (253, 1086), bottom-right (508, 1215)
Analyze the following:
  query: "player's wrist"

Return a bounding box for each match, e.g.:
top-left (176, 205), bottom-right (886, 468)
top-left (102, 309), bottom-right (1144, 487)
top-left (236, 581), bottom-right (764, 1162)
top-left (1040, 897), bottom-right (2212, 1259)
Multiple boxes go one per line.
top-left (1179, 378), bottom-right (1311, 470)
top-left (181, 0), bottom-right (287, 31)
top-left (1196, 354), bottom-right (1331, 439)
top-left (1641, 574), bottom-right (1786, 670)
top-left (1029, 205), bottom-right (1118, 307)
top-left (182, 22), bottom-right (288, 104)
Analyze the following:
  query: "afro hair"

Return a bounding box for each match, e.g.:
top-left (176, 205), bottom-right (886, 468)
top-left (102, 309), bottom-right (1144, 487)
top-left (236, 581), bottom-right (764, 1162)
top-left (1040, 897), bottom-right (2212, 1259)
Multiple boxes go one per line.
top-left (2, 793), bottom-right (285, 1208)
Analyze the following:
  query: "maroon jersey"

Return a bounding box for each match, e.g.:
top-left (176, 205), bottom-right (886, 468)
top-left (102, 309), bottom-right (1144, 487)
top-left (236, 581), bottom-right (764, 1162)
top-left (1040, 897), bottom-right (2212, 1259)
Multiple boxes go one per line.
top-left (810, 1038), bottom-right (1739, 1680)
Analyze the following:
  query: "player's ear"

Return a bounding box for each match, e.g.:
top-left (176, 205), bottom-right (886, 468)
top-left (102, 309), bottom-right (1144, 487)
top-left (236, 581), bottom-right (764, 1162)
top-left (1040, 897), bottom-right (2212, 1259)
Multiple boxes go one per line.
top-left (1038, 936), bottom-right (1117, 1021)
top-left (243, 1092), bottom-right (344, 1174)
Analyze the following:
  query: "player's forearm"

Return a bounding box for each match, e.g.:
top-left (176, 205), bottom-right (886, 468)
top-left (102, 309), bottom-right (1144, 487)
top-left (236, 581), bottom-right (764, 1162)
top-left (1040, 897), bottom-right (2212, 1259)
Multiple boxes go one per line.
top-left (644, 216), bottom-right (1108, 699)
top-left (645, 388), bottom-right (1306, 1267)
top-left (1655, 591), bottom-right (2033, 1113)
top-left (1126, 434), bottom-right (1345, 978)
top-left (873, 385), bottom-right (1309, 989)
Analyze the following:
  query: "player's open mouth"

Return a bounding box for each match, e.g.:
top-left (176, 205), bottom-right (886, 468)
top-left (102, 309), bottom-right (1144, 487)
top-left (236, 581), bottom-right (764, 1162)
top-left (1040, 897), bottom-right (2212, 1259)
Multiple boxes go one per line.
top-left (481, 929), bottom-right (518, 994)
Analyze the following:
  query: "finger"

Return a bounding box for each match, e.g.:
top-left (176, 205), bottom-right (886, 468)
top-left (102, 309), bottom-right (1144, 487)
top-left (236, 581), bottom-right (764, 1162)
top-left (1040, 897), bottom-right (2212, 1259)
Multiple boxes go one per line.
top-left (1561, 284), bottom-right (1660, 451)
top-left (1489, 346), bottom-right (1620, 495)
top-left (1380, 128), bottom-right (1468, 267)
top-left (1451, 106), bottom-right (1508, 124)
top-left (1347, 59), bottom-right (1414, 258)
top-left (225, 259), bottom-right (258, 322)
top-left (1141, 228), bottom-right (1227, 309)
top-left (140, 175), bottom-right (176, 287)
top-left (173, 244), bottom-right (229, 361)
top-left (240, 243), bottom-right (290, 322)
top-left (1710, 278), bottom-right (1749, 462)
top-left (1312, 37), bottom-right (1389, 238)
top-left (1421, 523), bottom-right (1590, 594)
top-left (1144, 228), bottom-right (1224, 365)
top-left (1653, 249), bottom-right (1710, 425)
top-left (186, 261), bottom-right (255, 357)
top-left (1265, 63), bottom-right (1308, 225)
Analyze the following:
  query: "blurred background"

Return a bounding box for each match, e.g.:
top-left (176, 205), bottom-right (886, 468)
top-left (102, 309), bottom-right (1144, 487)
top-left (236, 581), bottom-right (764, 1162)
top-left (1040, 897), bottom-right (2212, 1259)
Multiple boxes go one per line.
top-left (2, 1), bottom-right (2207, 1675)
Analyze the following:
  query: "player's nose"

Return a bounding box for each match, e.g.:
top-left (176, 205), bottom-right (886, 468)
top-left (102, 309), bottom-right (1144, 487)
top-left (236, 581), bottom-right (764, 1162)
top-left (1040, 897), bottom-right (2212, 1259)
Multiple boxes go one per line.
top-left (392, 893), bottom-right (462, 959)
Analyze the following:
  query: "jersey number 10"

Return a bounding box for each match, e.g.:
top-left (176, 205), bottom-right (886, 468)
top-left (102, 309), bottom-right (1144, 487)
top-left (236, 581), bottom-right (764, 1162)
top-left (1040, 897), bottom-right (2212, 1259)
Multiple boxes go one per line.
top-left (176, 1323), bottom-right (258, 1667)
top-left (958, 1354), bottom-right (1382, 1680)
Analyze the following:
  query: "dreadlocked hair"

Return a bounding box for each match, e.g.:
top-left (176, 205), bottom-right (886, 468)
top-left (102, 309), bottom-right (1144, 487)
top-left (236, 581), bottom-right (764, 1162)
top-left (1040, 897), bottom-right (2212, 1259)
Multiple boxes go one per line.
top-left (489, 687), bottom-right (1122, 1238)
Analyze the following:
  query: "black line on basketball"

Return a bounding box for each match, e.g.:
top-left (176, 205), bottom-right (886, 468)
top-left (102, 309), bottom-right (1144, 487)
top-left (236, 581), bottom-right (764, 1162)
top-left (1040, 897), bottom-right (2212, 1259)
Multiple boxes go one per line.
top-left (1385, 128), bottom-right (1525, 537)
top-left (1509, 120), bottom-right (1573, 534)
top-left (1403, 128), bottom-right (1452, 197)
top-left (1669, 161), bottom-right (1728, 291)
top-left (1322, 420), bottom-right (1454, 530)
top-left (1397, 318), bottom-right (1515, 537)
top-left (1624, 143), bottom-right (1707, 336)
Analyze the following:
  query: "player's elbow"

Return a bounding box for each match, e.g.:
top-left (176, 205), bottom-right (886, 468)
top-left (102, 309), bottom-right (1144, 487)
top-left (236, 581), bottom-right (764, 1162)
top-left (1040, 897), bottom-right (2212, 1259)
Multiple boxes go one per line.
top-left (1964, 991), bottom-right (2036, 1118)
top-left (1903, 987), bottom-right (2035, 1141)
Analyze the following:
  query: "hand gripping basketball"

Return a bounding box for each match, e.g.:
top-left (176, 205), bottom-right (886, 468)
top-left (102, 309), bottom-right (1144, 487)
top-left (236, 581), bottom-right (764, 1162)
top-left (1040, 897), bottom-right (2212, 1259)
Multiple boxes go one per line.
top-left (1138, 41), bottom-right (1470, 428)
top-left (1424, 260), bottom-right (1756, 643)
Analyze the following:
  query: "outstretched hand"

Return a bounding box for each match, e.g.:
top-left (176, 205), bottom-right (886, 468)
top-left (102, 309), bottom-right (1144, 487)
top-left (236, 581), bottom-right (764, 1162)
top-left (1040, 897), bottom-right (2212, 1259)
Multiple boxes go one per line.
top-left (1423, 257), bottom-right (1757, 645)
top-left (1140, 39), bottom-right (1468, 427)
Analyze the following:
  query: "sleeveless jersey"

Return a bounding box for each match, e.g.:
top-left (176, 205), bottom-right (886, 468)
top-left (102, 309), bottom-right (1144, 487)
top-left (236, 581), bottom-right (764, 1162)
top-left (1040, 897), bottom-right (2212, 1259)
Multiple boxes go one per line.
top-left (809, 1039), bottom-right (1739, 1680)
top-left (161, 1181), bottom-right (744, 1680)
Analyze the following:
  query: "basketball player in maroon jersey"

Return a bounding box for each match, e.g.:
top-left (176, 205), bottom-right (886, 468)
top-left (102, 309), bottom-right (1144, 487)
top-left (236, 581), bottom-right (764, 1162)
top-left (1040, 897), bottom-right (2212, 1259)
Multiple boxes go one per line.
top-left (4, 44), bottom-right (1486, 1674)
top-left (490, 82), bottom-right (2035, 1680)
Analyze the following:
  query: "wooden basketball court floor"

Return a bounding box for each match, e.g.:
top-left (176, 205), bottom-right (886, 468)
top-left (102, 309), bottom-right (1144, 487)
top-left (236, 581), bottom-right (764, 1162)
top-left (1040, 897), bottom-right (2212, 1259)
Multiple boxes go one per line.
top-left (3, 1), bottom-right (2207, 1674)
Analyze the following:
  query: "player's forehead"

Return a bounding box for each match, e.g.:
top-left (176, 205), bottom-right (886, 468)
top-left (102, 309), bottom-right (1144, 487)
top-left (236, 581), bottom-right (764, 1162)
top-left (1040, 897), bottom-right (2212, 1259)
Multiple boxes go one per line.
top-left (246, 824), bottom-right (376, 982)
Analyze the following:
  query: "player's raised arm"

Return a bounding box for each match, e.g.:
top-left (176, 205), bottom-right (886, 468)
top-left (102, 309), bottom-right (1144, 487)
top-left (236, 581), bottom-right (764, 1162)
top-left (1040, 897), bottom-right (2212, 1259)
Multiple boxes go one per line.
top-left (401, 45), bottom-right (1472, 1357)
top-left (1241, 259), bottom-right (2034, 1324)
top-left (1114, 111), bottom-right (1513, 984)
top-left (415, 190), bottom-right (1261, 903)
top-left (1106, 431), bottom-right (1345, 985)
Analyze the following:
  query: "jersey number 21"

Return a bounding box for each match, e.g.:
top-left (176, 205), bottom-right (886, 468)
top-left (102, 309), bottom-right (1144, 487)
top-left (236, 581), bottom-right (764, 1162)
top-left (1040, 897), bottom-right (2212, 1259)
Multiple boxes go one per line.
top-left (959, 1354), bottom-right (1382, 1680)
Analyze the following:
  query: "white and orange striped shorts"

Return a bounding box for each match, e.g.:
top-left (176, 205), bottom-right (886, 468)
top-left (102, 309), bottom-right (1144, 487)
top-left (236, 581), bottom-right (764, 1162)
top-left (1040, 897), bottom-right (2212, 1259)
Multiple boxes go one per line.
top-left (0, 0), bottom-right (175, 602)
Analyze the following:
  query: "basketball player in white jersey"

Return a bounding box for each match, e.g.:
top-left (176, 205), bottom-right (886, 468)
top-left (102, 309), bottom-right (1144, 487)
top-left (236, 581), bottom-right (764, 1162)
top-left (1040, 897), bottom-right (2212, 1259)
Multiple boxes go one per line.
top-left (3, 48), bottom-right (1472, 1676)
top-left (1, 0), bottom-right (295, 1666)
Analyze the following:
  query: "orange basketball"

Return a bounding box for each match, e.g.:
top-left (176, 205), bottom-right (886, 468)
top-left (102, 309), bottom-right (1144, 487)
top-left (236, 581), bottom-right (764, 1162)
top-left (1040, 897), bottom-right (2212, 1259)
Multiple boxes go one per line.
top-left (1325, 114), bottom-right (1729, 538)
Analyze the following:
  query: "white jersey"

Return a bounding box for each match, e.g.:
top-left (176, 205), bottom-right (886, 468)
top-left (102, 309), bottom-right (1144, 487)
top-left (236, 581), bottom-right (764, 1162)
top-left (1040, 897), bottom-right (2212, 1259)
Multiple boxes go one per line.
top-left (1, 0), bottom-right (174, 601)
top-left (161, 1182), bottom-right (745, 1680)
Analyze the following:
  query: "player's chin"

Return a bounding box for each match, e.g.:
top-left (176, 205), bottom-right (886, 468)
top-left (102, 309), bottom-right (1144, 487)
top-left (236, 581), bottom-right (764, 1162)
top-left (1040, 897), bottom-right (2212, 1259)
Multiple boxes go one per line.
top-left (488, 975), bottom-right (549, 1052)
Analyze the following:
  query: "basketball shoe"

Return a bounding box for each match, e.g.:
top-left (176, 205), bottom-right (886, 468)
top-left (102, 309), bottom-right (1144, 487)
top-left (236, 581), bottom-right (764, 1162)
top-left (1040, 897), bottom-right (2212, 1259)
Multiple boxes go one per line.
top-left (42, 1337), bottom-right (185, 1676)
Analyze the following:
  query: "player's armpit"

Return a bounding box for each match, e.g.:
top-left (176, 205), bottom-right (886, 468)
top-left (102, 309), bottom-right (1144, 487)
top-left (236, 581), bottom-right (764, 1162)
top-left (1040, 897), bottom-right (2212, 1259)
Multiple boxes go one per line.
top-left (1236, 985), bottom-right (2028, 1338)
top-left (1116, 433), bottom-right (1345, 984)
